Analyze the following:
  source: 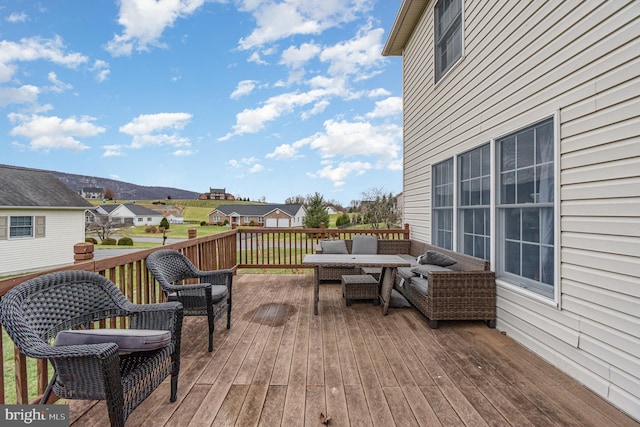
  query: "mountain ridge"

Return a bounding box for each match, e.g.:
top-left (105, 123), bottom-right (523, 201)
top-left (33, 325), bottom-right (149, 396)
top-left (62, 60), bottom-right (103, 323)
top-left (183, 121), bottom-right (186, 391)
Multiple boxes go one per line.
top-left (48, 170), bottom-right (201, 200)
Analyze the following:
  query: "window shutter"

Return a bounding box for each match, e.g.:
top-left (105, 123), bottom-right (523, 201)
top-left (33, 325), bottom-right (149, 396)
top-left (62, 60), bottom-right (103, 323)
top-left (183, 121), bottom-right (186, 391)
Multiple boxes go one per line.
top-left (35, 216), bottom-right (46, 238)
top-left (0, 216), bottom-right (7, 240)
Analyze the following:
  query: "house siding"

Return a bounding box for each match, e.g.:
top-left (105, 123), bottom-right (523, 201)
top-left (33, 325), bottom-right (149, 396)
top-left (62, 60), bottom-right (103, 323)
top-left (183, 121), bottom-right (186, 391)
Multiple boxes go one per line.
top-left (398, 0), bottom-right (640, 419)
top-left (0, 209), bottom-right (86, 275)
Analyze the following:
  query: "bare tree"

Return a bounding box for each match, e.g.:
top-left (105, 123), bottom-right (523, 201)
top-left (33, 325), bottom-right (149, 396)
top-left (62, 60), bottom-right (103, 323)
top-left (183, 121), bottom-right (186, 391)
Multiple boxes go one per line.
top-left (360, 187), bottom-right (397, 229)
top-left (86, 213), bottom-right (122, 241)
top-left (104, 187), bottom-right (115, 200)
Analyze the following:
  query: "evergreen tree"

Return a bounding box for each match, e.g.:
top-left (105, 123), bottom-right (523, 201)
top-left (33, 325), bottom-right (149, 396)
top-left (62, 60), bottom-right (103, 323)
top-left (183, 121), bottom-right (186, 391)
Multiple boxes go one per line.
top-left (303, 192), bottom-right (330, 228)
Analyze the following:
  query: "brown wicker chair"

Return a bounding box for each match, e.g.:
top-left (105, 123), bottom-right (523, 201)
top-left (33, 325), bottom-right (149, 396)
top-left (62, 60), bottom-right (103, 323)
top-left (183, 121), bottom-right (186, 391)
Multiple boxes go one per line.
top-left (145, 249), bottom-right (232, 352)
top-left (0, 271), bottom-right (183, 427)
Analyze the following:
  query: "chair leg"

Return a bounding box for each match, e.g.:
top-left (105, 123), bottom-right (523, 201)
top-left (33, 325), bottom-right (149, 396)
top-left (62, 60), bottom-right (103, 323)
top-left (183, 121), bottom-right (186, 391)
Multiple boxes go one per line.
top-left (170, 373), bottom-right (178, 402)
top-left (227, 303), bottom-right (232, 329)
top-left (40, 373), bottom-right (57, 404)
top-left (429, 319), bottom-right (438, 329)
top-left (208, 318), bottom-right (215, 352)
top-left (487, 319), bottom-right (496, 328)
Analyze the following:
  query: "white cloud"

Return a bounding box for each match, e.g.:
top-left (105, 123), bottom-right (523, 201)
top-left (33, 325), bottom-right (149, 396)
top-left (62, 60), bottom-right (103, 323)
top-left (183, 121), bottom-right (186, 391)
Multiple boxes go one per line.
top-left (6, 12), bottom-right (28, 23)
top-left (0, 36), bottom-right (88, 83)
top-left (319, 25), bottom-right (385, 77)
top-left (102, 145), bottom-right (125, 157)
top-left (280, 42), bottom-right (321, 68)
top-left (301, 99), bottom-right (329, 120)
top-left (230, 80), bottom-right (257, 99)
top-left (237, 0), bottom-right (372, 50)
top-left (46, 72), bottom-right (73, 93)
top-left (119, 112), bottom-right (192, 148)
top-left (307, 161), bottom-right (372, 187)
top-left (249, 163), bottom-right (264, 173)
top-left (173, 149), bottom-right (194, 156)
top-left (296, 119), bottom-right (401, 160)
top-left (105, 0), bottom-right (207, 56)
top-left (365, 96), bottom-right (402, 118)
top-left (367, 88), bottom-right (391, 98)
top-left (0, 85), bottom-right (39, 107)
top-left (8, 113), bottom-right (105, 152)
top-left (266, 142), bottom-right (304, 160)
top-left (91, 60), bottom-right (111, 82)
top-left (227, 159), bottom-right (241, 168)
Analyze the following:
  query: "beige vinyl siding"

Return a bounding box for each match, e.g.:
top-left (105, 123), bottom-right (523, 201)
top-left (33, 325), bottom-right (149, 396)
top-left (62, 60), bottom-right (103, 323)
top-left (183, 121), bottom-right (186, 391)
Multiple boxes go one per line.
top-left (399, 0), bottom-right (640, 419)
top-left (0, 209), bottom-right (86, 275)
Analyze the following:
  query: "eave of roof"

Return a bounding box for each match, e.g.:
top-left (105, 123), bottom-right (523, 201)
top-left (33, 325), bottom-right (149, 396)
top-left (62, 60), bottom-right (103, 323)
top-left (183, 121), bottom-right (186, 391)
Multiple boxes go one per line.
top-left (382, 0), bottom-right (429, 56)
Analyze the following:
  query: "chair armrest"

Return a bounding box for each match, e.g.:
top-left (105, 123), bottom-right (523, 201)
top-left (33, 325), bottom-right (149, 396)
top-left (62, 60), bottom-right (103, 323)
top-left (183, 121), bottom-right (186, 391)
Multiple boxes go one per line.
top-left (427, 270), bottom-right (496, 296)
top-left (124, 301), bottom-right (183, 334)
top-left (198, 269), bottom-right (233, 290)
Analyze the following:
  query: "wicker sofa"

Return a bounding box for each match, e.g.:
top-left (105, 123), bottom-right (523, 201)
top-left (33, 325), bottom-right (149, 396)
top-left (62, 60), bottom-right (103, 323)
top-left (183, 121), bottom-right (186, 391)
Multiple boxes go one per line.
top-left (316, 238), bottom-right (496, 329)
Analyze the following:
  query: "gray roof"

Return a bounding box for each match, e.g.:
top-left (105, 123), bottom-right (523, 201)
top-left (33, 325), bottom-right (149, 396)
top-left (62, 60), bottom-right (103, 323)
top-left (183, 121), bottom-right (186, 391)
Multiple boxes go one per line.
top-left (121, 203), bottom-right (163, 216)
top-left (0, 164), bottom-right (93, 209)
top-left (213, 204), bottom-right (304, 217)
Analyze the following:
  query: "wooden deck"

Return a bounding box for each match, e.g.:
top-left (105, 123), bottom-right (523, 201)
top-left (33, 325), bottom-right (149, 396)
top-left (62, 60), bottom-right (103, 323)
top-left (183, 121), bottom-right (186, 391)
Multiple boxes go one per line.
top-left (69, 274), bottom-right (638, 426)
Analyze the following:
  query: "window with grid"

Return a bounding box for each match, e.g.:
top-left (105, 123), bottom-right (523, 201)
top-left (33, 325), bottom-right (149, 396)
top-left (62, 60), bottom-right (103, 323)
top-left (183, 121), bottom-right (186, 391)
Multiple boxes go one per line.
top-left (10, 216), bottom-right (33, 238)
top-left (432, 158), bottom-right (454, 250)
top-left (435, 0), bottom-right (463, 83)
top-left (458, 144), bottom-right (490, 260)
top-left (497, 118), bottom-right (555, 298)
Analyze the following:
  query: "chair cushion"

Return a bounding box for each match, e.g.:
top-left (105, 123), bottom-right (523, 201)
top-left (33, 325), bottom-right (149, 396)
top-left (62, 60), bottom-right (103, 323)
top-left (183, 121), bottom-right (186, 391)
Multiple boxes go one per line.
top-left (418, 250), bottom-right (457, 267)
top-left (54, 329), bottom-right (171, 354)
top-left (351, 235), bottom-right (378, 254)
top-left (410, 264), bottom-right (452, 278)
top-left (408, 276), bottom-right (429, 295)
top-left (320, 239), bottom-right (349, 254)
top-left (397, 267), bottom-right (416, 280)
top-left (167, 284), bottom-right (228, 304)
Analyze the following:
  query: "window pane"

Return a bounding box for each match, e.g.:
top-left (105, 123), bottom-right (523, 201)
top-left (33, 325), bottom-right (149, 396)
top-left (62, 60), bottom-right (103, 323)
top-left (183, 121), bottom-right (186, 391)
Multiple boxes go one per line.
top-left (461, 181), bottom-right (470, 206)
top-left (464, 210), bottom-right (473, 233)
top-left (505, 209), bottom-right (520, 240)
top-left (481, 176), bottom-right (490, 205)
top-left (522, 208), bottom-right (539, 243)
top-left (536, 164), bottom-right (554, 203)
top-left (501, 136), bottom-right (516, 170)
top-left (516, 168), bottom-right (535, 204)
top-left (501, 171), bottom-right (515, 204)
top-left (481, 145), bottom-right (490, 175)
top-left (474, 209), bottom-right (485, 234)
top-left (541, 246), bottom-right (554, 285)
top-left (505, 241), bottom-right (520, 275)
top-left (474, 236), bottom-right (485, 259)
top-left (516, 128), bottom-right (534, 168)
top-left (541, 207), bottom-right (554, 245)
top-left (470, 178), bottom-right (481, 205)
top-left (522, 243), bottom-right (540, 281)
top-left (536, 121), bottom-right (554, 163)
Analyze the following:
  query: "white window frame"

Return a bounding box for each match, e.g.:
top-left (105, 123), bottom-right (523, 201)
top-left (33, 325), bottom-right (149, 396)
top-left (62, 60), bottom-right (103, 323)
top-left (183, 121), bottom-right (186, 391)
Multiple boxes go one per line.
top-left (432, 158), bottom-right (454, 250)
top-left (9, 215), bottom-right (34, 239)
top-left (434, 0), bottom-right (464, 84)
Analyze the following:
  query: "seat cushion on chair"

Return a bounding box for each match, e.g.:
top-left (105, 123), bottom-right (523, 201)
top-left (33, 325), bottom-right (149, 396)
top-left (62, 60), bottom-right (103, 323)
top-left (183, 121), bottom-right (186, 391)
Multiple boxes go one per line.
top-left (320, 239), bottom-right (349, 254)
top-left (167, 285), bottom-right (228, 304)
top-left (351, 235), bottom-right (378, 254)
top-left (54, 329), bottom-right (171, 354)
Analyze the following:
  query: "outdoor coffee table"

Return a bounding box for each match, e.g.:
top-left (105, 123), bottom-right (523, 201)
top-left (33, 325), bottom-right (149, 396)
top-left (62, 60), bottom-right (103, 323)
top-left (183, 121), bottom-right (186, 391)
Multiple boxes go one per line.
top-left (302, 254), bottom-right (411, 315)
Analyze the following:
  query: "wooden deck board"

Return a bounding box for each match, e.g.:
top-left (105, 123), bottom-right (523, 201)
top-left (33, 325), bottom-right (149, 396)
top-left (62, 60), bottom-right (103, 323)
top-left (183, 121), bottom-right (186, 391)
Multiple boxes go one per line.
top-left (68, 274), bottom-right (639, 427)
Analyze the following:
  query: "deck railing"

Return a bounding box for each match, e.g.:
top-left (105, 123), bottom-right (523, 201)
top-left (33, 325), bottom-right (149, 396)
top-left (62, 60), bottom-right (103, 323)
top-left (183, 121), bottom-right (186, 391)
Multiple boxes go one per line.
top-left (0, 225), bottom-right (409, 404)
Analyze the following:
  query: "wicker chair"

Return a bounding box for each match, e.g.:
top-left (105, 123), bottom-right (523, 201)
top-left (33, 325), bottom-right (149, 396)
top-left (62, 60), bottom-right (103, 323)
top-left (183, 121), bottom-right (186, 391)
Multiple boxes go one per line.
top-left (145, 249), bottom-right (232, 352)
top-left (0, 271), bottom-right (183, 427)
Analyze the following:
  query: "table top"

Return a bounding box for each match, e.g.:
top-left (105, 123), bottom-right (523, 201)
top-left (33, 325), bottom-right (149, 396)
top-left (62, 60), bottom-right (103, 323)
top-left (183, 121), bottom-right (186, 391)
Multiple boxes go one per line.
top-left (302, 254), bottom-right (411, 268)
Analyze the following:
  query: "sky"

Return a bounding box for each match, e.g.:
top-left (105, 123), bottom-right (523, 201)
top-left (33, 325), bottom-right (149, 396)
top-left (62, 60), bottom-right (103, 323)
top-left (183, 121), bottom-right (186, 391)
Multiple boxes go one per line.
top-left (0, 0), bottom-right (403, 206)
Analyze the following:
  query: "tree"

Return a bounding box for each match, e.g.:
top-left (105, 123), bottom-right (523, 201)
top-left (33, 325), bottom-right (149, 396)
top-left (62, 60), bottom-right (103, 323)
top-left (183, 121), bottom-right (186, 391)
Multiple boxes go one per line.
top-left (360, 188), bottom-right (397, 229)
top-left (86, 214), bottom-right (121, 241)
top-left (303, 192), bottom-right (330, 228)
top-left (104, 187), bottom-right (115, 200)
top-left (160, 217), bottom-right (170, 230)
top-left (285, 195), bottom-right (306, 205)
top-left (335, 213), bottom-right (351, 227)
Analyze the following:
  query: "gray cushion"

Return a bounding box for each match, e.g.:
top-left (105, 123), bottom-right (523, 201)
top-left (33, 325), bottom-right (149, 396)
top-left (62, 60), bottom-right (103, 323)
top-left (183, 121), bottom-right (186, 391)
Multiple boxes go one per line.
top-left (389, 289), bottom-right (411, 308)
top-left (351, 235), bottom-right (378, 254)
top-left (418, 250), bottom-right (457, 267)
top-left (320, 239), bottom-right (349, 254)
top-left (408, 276), bottom-right (429, 295)
top-left (410, 264), bottom-right (452, 278)
top-left (54, 329), bottom-right (171, 354)
top-left (168, 284), bottom-right (228, 303)
top-left (397, 267), bottom-right (416, 280)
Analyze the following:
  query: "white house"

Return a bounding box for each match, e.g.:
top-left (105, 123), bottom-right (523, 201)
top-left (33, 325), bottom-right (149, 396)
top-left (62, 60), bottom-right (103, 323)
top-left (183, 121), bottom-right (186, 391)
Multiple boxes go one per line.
top-left (384, 0), bottom-right (640, 420)
top-left (108, 203), bottom-right (163, 226)
top-left (0, 164), bottom-right (93, 275)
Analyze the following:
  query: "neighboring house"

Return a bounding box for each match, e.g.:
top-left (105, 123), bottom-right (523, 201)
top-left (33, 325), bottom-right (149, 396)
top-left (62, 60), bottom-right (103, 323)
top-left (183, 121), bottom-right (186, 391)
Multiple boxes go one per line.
top-left (166, 214), bottom-right (184, 224)
top-left (200, 187), bottom-right (235, 201)
top-left (80, 187), bottom-right (104, 199)
top-left (383, 0), bottom-right (639, 420)
top-left (326, 206), bottom-right (338, 215)
top-left (0, 164), bottom-right (93, 275)
top-left (209, 204), bottom-right (306, 228)
top-left (108, 203), bottom-right (163, 226)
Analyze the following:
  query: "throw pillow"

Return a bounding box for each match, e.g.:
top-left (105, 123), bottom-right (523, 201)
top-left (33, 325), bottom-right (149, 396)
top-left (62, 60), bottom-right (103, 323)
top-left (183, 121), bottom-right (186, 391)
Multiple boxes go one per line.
top-left (419, 250), bottom-right (457, 267)
top-left (410, 264), bottom-right (453, 278)
top-left (320, 239), bottom-right (349, 254)
top-left (351, 235), bottom-right (378, 254)
top-left (389, 289), bottom-right (411, 307)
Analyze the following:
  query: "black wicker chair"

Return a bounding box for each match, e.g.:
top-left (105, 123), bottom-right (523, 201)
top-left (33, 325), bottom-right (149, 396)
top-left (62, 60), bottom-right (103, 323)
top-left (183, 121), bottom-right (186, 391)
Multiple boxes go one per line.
top-left (0, 271), bottom-right (183, 427)
top-left (145, 249), bottom-right (232, 352)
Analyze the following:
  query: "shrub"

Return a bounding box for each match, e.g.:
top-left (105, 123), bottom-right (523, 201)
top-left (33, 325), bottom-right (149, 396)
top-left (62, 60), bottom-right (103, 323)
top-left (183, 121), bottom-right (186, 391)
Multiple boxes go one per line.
top-left (117, 237), bottom-right (134, 246)
top-left (85, 237), bottom-right (98, 244)
top-left (160, 217), bottom-right (170, 229)
top-left (249, 220), bottom-right (255, 226)
top-left (200, 221), bottom-right (208, 226)
top-left (101, 238), bottom-right (117, 245)
top-left (335, 213), bottom-right (351, 227)
top-left (145, 225), bottom-right (158, 234)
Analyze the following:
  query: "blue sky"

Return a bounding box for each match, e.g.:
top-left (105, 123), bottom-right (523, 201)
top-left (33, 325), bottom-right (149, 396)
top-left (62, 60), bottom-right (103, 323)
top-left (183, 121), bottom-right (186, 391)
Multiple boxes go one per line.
top-left (0, 0), bottom-right (402, 206)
